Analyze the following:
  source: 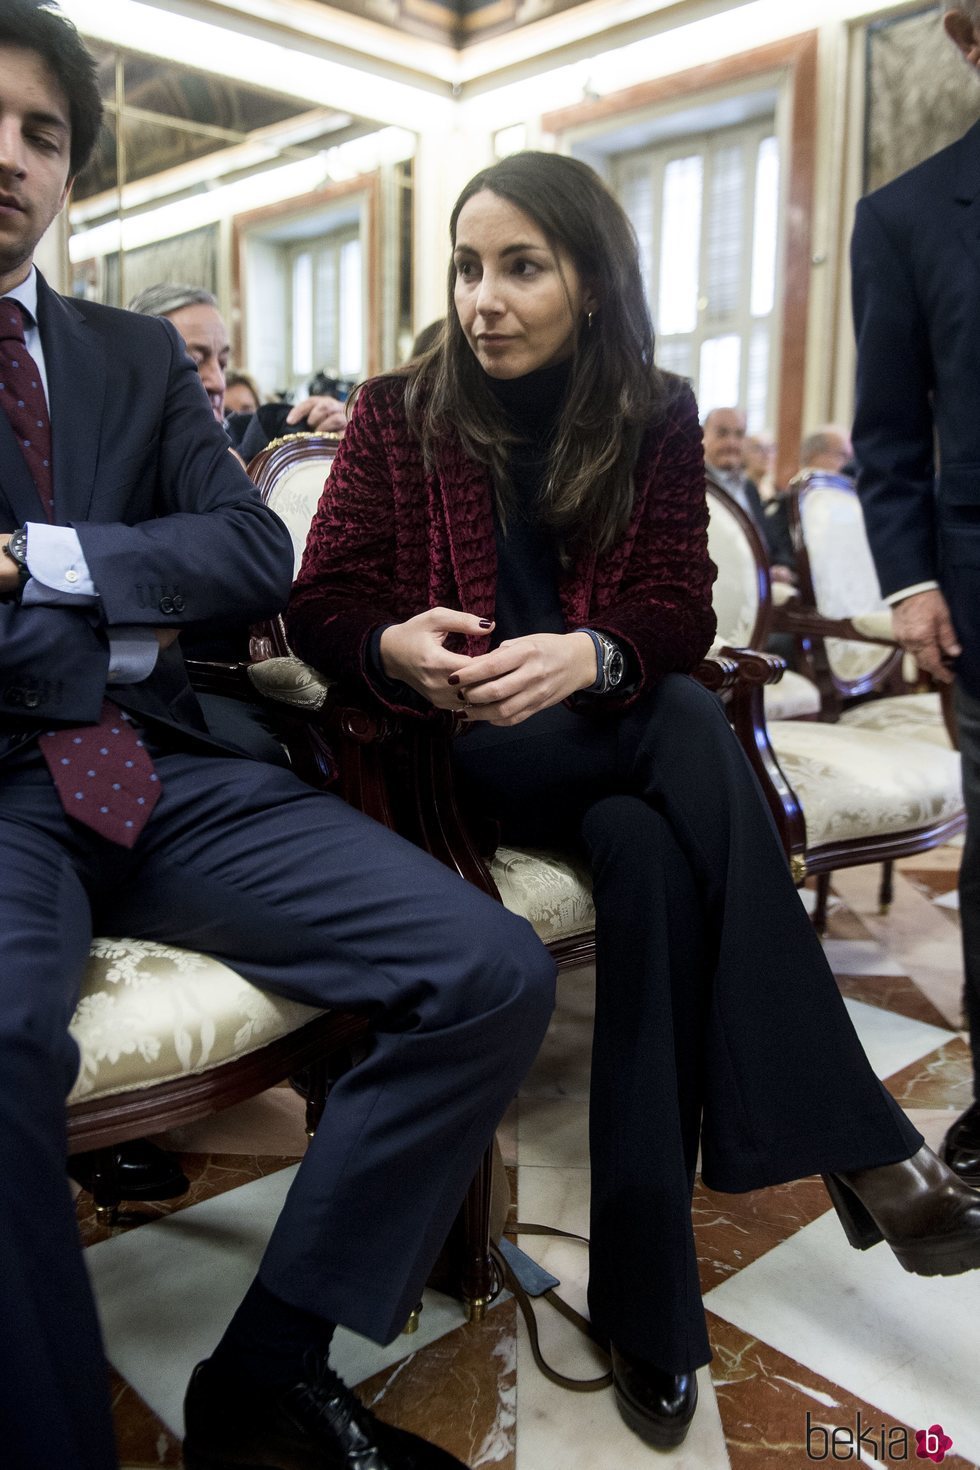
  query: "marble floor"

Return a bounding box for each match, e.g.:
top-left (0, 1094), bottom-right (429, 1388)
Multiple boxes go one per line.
top-left (77, 846), bottom-right (978, 1470)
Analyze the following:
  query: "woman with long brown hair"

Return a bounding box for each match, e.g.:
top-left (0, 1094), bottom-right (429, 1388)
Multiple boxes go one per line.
top-left (287, 152), bottom-right (980, 1451)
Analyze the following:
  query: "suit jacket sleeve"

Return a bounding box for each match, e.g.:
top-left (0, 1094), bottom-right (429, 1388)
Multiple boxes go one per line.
top-left (851, 193), bottom-right (938, 596)
top-left (1, 316), bottom-right (293, 727)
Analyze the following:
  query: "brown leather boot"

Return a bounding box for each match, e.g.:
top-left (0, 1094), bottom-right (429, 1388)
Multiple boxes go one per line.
top-left (823, 1144), bottom-right (980, 1275)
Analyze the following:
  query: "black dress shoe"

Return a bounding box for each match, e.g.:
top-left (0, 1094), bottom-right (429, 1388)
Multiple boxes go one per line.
top-left (182, 1354), bottom-right (471, 1469)
top-left (942, 1102), bottom-right (980, 1188)
top-left (823, 1143), bottom-right (980, 1274)
top-left (610, 1344), bottom-right (698, 1450)
top-left (68, 1139), bottom-right (189, 1201)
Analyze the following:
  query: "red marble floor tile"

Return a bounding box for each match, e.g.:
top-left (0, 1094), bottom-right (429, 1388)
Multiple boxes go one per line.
top-left (107, 1365), bottom-right (182, 1468)
top-left (821, 893), bottom-right (878, 942)
top-left (706, 1313), bottom-right (977, 1469)
top-left (902, 867), bottom-right (961, 902)
top-left (694, 1178), bottom-right (833, 1294)
top-left (76, 1152), bottom-right (300, 1247)
top-left (357, 1301), bottom-right (517, 1470)
top-left (835, 972), bottom-right (956, 1030)
top-left (884, 1036), bottom-right (974, 1113)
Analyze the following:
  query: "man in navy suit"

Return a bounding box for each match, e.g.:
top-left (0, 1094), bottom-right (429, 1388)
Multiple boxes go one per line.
top-left (0, 6), bottom-right (554, 1469)
top-left (851, 2), bottom-right (980, 1188)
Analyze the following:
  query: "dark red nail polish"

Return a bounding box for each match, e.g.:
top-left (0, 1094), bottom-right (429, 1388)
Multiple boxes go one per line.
top-left (456, 689), bottom-right (468, 702)
top-left (447, 674), bottom-right (460, 685)
top-left (479, 619), bottom-right (493, 629)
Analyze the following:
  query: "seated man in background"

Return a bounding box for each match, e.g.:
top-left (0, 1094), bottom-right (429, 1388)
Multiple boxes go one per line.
top-left (742, 429), bottom-right (776, 502)
top-left (0, 7), bottom-right (556, 1469)
top-left (702, 405), bottom-right (796, 584)
top-left (126, 283), bottom-right (348, 458)
top-left (800, 423), bottom-right (855, 478)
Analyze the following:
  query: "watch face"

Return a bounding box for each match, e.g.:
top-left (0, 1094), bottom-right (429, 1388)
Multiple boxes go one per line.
top-left (607, 649), bottom-right (626, 687)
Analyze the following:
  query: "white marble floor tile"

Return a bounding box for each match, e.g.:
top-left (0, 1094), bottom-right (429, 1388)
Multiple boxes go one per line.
top-left (515, 1340), bottom-right (727, 1470)
top-left (935, 889), bottom-right (960, 910)
top-left (517, 1097), bottom-right (590, 1169)
top-left (704, 1210), bottom-right (980, 1463)
top-left (820, 938), bottom-right (906, 978)
top-left (521, 965), bottom-right (595, 1101)
top-left (85, 1166), bottom-right (473, 1436)
top-left (517, 1164), bottom-right (592, 1325)
top-left (843, 997), bottom-right (955, 1080)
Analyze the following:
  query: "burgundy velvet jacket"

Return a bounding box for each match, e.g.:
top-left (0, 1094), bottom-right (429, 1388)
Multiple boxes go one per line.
top-left (287, 374), bottom-right (717, 717)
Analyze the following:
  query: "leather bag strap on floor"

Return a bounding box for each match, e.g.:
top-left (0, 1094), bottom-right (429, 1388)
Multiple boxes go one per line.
top-left (493, 1222), bottom-right (612, 1393)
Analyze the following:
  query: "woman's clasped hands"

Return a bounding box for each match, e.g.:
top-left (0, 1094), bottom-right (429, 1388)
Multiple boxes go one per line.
top-left (379, 607), bottom-right (598, 725)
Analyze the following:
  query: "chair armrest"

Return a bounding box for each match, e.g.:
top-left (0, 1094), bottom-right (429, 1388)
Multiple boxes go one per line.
top-left (717, 646), bottom-right (807, 875)
top-left (771, 602), bottom-right (896, 646)
top-left (246, 655), bottom-right (334, 712)
top-left (184, 658), bottom-right (255, 700)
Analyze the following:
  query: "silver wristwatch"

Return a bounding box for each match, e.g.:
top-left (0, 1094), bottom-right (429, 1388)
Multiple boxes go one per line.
top-left (580, 628), bottom-right (625, 694)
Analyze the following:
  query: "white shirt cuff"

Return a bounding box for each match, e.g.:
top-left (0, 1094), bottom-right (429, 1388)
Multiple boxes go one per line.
top-left (20, 522), bottom-right (97, 604)
top-left (884, 581), bottom-right (940, 606)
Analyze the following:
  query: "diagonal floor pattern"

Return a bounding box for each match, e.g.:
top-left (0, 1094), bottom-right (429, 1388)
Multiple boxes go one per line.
top-left (78, 847), bottom-right (977, 1469)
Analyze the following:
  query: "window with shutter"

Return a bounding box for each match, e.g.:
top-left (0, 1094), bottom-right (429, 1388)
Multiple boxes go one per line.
top-left (613, 118), bottom-right (780, 430)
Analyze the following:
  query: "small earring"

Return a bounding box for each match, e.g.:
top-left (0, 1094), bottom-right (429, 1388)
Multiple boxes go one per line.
top-left (586, 310), bottom-right (594, 330)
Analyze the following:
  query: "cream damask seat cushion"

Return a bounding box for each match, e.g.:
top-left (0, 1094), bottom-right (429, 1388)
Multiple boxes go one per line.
top-left (838, 692), bottom-right (953, 749)
top-left (489, 845), bottom-right (594, 943)
top-left (768, 722), bottom-right (962, 849)
top-left (69, 939), bottom-right (324, 1104)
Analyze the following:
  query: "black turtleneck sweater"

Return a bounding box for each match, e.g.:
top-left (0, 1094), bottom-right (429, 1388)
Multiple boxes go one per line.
top-left (367, 360), bottom-right (573, 714)
top-left (484, 360), bottom-right (569, 648)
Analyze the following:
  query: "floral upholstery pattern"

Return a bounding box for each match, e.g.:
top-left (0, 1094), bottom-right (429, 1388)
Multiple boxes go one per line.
top-left (800, 484), bottom-right (893, 684)
top-left (489, 845), bottom-right (595, 942)
top-left (707, 495), bottom-right (761, 647)
top-left (762, 670), bottom-right (822, 720)
top-left (838, 692), bottom-right (953, 748)
top-left (768, 722), bottom-right (962, 848)
top-left (69, 939), bottom-right (324, 1104)
top-left (265, 456), bottom-right (335, 577)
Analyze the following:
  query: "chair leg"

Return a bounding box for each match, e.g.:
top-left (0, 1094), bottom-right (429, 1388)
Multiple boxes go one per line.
top-left (83, 1146), bottom-right (122, 1227)
top-left (878, 859), bottom-right (895, 915)
top-left (460, 1143), bottom-right (496, 1322)
top-left (303, 1059), bottom-right (328, 1140)
top-left (814, 872), bottom-right (831, 934)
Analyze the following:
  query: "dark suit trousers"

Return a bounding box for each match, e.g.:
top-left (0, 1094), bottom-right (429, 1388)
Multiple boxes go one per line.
top-left (0, 749), bottom-right (555, 1470)
top-left (453, 674), bottom-right (921, 1372)
top-left (954, 683), bottom-right (980, 1097)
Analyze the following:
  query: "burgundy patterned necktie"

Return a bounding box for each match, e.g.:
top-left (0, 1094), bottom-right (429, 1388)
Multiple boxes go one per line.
top-left (0, 296), bottom-right (162, 848)
top-left (0, 297), bottom-right (54, 520)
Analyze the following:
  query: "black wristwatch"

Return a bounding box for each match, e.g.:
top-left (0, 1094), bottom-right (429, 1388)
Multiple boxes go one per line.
top-left (579, 628), bottom-right (626, 694)
top-left (2, 527), bottom-right (29, 590)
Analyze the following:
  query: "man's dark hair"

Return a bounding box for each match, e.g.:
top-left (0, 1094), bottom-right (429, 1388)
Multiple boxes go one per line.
top-left (0, 0), bottom-right (103, 178)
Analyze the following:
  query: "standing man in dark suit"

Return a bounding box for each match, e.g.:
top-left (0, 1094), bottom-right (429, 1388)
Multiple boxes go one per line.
top-left (851, 3), bottom-right (980, 1188)
top-left (0, 6), bottom-right (555, 1469)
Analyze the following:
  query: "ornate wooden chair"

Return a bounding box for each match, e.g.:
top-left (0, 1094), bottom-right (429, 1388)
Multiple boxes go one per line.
top-left (68, 436), bottom-right (364, 1235)
top-left (710, 480), bottom-right (964, 926)
top-left (774, 470), bottom-right (954, 745)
